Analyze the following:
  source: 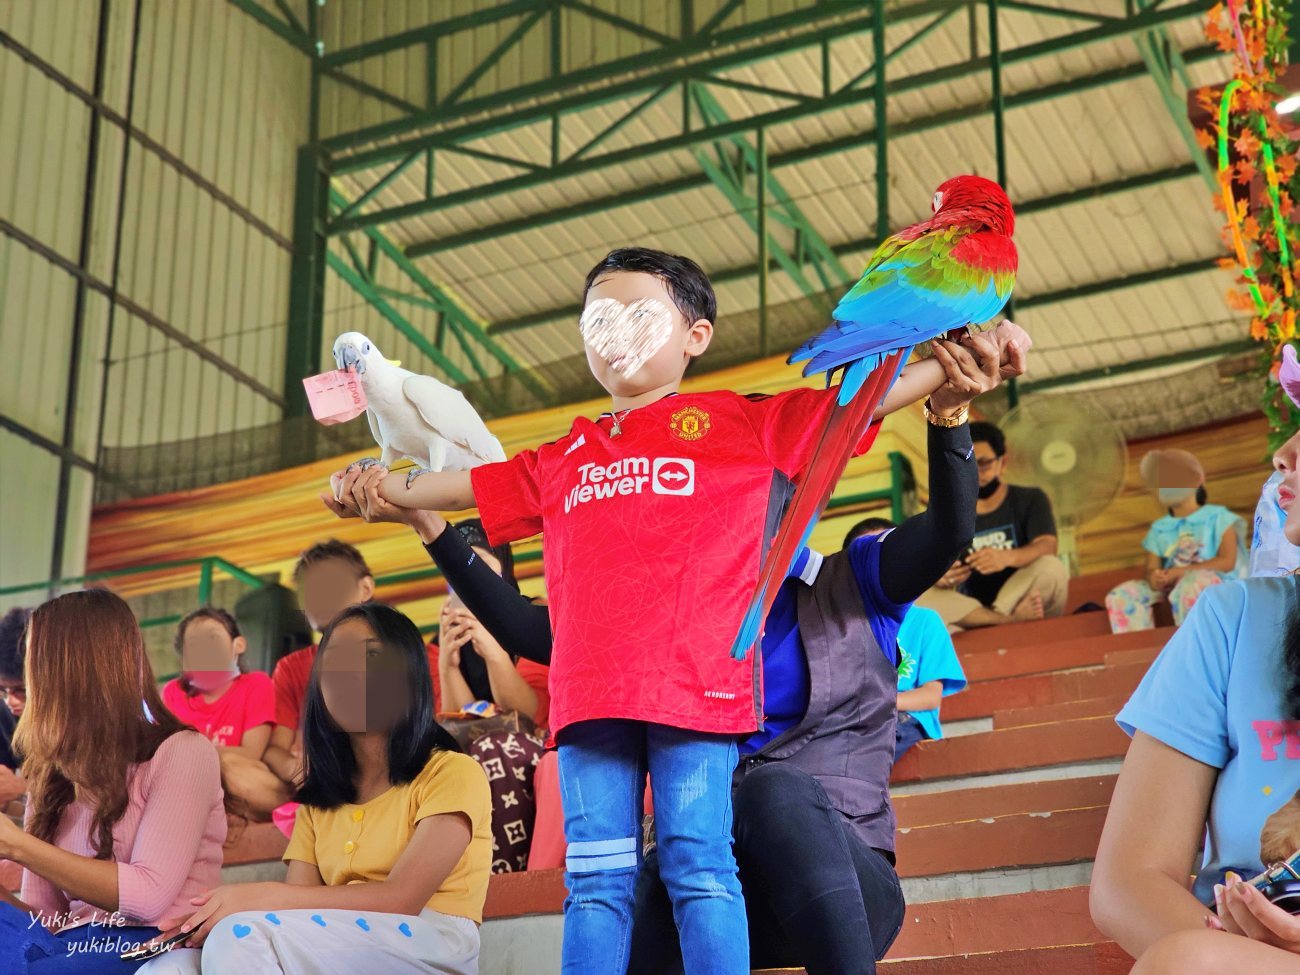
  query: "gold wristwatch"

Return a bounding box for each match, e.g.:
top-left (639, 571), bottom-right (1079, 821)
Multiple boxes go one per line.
top-left (924, 399), bottom-right (970, 428)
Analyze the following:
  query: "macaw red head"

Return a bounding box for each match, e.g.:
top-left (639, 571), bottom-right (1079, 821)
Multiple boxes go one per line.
top-left (930, 175), bottom-right (1015, 236)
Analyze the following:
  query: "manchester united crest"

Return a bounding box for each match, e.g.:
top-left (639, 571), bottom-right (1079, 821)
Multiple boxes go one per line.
top-left (669, 405), bottom-right (711, 442)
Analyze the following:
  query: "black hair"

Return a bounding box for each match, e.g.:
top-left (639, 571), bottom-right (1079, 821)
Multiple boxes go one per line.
top-left (293, 539), bottom-right (373, 582)
top-left (1285, 580), bottom-right (1300, 720)
top-left (296, 602), bottom-right (459, 809)
top-left (453, 518), bottom-right (518, 592)
top-left (0, 607), bottom-right (31, 681)
top-left (842, 517), bottom-right (896, 550)
top-left (174, 607), bottom-right (246, 694)
top-left (969, 421), bottom-right (1006, 457)
top-left (581, 247), bottom-right (717, 327)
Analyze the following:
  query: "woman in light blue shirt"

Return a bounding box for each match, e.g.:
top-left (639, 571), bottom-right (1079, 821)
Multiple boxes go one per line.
top-left (1091, 431), bottom-right (1300, 973)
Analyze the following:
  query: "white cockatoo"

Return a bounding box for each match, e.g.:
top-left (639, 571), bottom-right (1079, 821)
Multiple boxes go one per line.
top-left (332, 331), bottom-right (506, 473)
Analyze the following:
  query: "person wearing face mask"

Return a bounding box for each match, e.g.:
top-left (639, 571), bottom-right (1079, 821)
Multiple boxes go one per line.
top-left (161, 609), bottom-right (286, 817)
top-left (1087, 429), bottom-right (1300, 974)
top-left (0, 607), bottom-right (31, 807)
top-left (143, 602), bottom-right (491, 975)
top-left (1103, 449), bottom-right (1246, 634)
top-left (917, 420), bottom-right (1068, 630)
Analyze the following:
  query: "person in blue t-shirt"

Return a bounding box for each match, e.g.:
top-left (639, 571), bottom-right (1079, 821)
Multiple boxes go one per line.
top-left (844, 519), bottom-right (968, 761)
top-left (1105, 448), bottom-right (1246, 634)
top-left (1090, 430), bottom-right (1300, 973)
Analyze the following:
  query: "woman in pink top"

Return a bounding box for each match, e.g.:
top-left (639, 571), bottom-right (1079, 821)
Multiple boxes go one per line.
top-left (0, 589), bottom-right (226, 972)
top-left (162, 608), bottom-right (289, 818)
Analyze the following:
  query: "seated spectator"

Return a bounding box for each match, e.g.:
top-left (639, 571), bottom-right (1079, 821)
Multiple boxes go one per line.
top-left (843, 519), bottom-right (968, 762)
top-left (917, 420), bottom-right (1068, 630)
top-left (144, 602), bottom-right (490, 975)
top-left (161, 609), bottom-right (287, 818)
top-left (0, 607), bottom-right (30, 806)
top-left (0, 589), bottom-right (225, 973)
top-left (437, 519), bottom-right (549, 728)
top-left (1106, 449), bottom-right (1246, 633)
top-left (264, 540), bottom-right (441, 800)
top-left (1089, 431), bottom-right (1300, 973)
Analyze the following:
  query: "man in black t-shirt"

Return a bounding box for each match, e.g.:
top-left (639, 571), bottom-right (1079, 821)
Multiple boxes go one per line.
top-left (917, 421), bottom-right (1069, 630)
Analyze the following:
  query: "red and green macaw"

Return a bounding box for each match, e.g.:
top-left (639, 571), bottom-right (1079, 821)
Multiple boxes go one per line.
top-left (731, 174), bottom-right (1018, 659)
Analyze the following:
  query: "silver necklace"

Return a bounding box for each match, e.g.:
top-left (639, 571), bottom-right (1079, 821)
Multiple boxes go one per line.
top-left (608, 408), bottom-right (633, 438)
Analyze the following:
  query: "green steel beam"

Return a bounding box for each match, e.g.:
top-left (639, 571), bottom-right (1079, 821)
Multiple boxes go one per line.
top-left (1017, 256), bottom-right (1217, 308)
top-left (318, 1), bottom-right (927, 155)
top-left (490, 181), bottom-right (1215, 336)
top-left (405, 50), bottom-right (1215, 260)
top-left (284, 146), bottom-right (329, 418)
top-left (688, 84), bottom-right (853, 302)
top-left (873, 0), bottom-right (889, 241)
top-left (1133, 0), bottom-right (1219, 192)
top-left (988, 0), bottom-right (1018, 408)
top-left (327, 189), bottom-right (553, 403)
top-left (320, 1), bottom-right (545, 68)
top-left (1018, 339), bottom-right (1258, 393)
top-left (330, 3), bottom-right (1216, 232)
top-left (325, 250), bottom-right (473, 387)
top-left (226, 0), bottom-right (315, 56)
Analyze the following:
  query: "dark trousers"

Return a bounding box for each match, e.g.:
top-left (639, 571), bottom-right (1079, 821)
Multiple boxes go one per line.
top-left (629, 762), bottom-right (906, 975)
top-left (894, 713), bottom-right (927, 763)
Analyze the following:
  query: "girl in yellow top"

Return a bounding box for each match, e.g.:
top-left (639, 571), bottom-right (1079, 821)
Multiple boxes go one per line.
top-left (148, 602), bottom-right (492, 975)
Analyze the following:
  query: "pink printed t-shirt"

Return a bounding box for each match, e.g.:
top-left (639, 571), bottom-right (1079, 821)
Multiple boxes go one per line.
top-left (162, 671), bottom-right (275, 747)
top-left (20, 730), bottom-right (227, 930)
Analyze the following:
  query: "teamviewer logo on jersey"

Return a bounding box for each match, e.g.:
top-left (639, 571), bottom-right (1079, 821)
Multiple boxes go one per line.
top-left (652, 458), bottom-right (695, 496)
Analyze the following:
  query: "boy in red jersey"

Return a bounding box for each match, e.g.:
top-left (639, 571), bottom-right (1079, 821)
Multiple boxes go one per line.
top-left (327, 248), bottom-right (1025, 975)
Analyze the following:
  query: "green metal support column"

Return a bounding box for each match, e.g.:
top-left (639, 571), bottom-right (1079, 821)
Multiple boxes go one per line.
top-left (285, 146), bottom-right (330, 418)
top-left (873, 0), bottom-right (889, 241)
top-left (688, 84), bottom-right (853, 305)
top-left (757, 126), bottom-right (768, 355)
top-left (988, 0), bottom-right (1019, 410)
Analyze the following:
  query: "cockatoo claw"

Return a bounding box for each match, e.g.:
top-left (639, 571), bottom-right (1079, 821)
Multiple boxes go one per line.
top-left (353, 457), bottom-right (381, 472)
top-left (406, 466), bottom-right (434, 489)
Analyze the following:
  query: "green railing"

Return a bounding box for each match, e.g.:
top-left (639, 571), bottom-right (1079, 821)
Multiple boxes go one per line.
top-left (0, 557), bottom-right (267, 626)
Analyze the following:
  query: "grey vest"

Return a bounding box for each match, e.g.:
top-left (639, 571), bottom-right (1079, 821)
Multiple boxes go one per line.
top-left (738, 546), bottom-right (899, 854)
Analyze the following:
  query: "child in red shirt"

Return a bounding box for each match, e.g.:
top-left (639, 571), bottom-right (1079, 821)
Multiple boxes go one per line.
top-left (162, 607), bottom-right (287, 817)
top-left (328, 248), bottom-right (1009, 975)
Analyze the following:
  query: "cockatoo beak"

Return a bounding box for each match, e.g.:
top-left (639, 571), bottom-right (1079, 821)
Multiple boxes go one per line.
top-left (336, 345), bottom-right (366, 375)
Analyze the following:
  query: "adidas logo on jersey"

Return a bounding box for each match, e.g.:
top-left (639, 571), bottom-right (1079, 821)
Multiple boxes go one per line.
top-left (563, 457), bottom-right (695, 513)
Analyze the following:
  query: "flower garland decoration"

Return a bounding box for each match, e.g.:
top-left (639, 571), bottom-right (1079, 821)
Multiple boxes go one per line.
top-left (1198, 0), bottom-right (1298, 447)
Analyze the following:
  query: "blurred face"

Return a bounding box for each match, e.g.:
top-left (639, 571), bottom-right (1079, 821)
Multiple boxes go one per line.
top-left (0, 671), bottom-right (24, 718)
top-left (180, 618), bottom-right (244, 692)
top-left (318, 616), bottom-right (409, 734)
top-left (973, 441), bottom-right (1006, 489)
top-left (581, 272), bottom-right (712, 397)
top-left (1274, 430), bottom-right (1300, 546)
top-left (299, 558), bottom-right (375, 632)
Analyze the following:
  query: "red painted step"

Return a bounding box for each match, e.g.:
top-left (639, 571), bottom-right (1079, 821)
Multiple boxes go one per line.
top-left (881, 942), bottom-right (1132, 975)
top-left (959, 629), bottom-right (1171, 683)
top-left (943, 662), bottom-right (1149, 722)
top-left (893, 775), bottom-right (1118, 828)
top-left (887, 886), bottom-right (1105, 959)
top-left (993, 696), bottom-right (1131, 730)
top-left (897, 805), bottom-right (1107, 877)
top-left (890, 716), bottom-right (1131, 785)
top-left (953, 613), bottom-right (1112, 655)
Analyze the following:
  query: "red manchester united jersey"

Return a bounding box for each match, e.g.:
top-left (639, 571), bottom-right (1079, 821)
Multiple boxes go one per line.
top-left (470, 387), bottom-right (881, 737)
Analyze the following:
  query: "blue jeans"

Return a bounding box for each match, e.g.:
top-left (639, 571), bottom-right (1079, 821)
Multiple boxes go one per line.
top-left (557, 719), bottom-right (748, 975)
top-left (0, 903), bottom-right (163, 973)
top-left (894, 712), bottom-right (927, 763)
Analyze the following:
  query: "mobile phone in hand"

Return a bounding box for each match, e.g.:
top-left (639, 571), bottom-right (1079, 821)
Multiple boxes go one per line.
top-left (120, 932), bottom-right (187, 961)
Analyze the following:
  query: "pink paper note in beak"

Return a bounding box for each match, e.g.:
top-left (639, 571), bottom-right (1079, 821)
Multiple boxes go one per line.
top-left (302, 369), bottom-right (367, 425)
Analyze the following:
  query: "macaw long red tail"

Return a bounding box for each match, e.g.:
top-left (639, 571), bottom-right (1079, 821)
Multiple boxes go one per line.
top-left (729, 348), bottom-right (910, 660)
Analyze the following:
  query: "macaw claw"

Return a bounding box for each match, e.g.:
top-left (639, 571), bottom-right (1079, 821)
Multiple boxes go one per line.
top-left (406, 466), bottom-right (433, 489)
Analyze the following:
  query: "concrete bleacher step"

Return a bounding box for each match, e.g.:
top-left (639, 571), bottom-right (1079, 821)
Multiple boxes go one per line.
top-left (957, 628), bottom-right (1171, 683)
top-left (894, 775), bottom-right (1118, 828)
top-left (994, 696), bottom-right (1132, 730)
top-left (952, 612), bottom-right (1113, 655)
top-left (890, 716), bottom-right (1130, 785)
top-left (943, 662), bottom-right (1148, 722)
top-left (881, 941), bottom-right (1132, 975)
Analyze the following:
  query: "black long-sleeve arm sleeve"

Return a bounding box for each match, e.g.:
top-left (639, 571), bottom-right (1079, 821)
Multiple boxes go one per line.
top-left (424, 527), bottom-right (554, 666)
top-left (877, 421), bottom-right (979, 606)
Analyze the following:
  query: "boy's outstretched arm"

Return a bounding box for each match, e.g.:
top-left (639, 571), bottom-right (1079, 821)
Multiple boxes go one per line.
top-left (330, 463), bottom-right (476, 512)
top-left (874, 320), bottom-right (1030, 418)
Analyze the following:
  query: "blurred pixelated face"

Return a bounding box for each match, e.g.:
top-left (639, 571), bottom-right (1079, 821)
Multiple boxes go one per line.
top-left (318, 616), bottom-right (408, 734)
top-left (973, 441), bottom-right (1005, 489)
top-left (0, 671), bottom-right (23, 718)
top-left (180, 617), bottom-right (242, 692)
top-left (300, 559), bottom-right (373, 632)
top-left (581, 272), bottom-right (708, 397)
top-left (1275, 430), bottom-right (1300, 547)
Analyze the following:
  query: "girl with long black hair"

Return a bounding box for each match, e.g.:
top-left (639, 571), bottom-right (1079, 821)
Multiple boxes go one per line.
top-left (150, 602), bottom-right (492, 975)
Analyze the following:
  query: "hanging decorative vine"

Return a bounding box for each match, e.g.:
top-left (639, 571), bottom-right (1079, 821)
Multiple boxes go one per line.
top-left (1198, 1), bottom-right (1298, 447)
